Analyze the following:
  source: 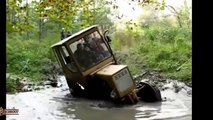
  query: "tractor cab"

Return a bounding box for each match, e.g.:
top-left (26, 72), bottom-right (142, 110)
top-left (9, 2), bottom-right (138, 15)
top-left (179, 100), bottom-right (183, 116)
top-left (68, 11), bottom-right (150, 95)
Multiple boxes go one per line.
top-left (51, 25), bottom-right (162, 104)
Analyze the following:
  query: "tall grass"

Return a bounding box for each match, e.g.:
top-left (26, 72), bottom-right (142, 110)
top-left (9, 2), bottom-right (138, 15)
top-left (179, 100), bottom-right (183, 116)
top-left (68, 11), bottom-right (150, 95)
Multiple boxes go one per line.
top-left (111, 25), bottom-right (192, 81)
top-left (6, 31), bottom-right (60, 92)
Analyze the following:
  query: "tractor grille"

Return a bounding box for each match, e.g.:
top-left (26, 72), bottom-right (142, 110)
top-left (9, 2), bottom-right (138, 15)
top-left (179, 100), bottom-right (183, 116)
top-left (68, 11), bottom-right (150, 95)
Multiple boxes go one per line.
top-left (113, 68), bottom-right (134, 93)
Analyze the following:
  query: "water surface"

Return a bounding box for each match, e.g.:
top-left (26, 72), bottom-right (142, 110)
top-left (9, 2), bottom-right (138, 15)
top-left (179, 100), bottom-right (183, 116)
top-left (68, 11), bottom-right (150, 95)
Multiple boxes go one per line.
top-left (7, 76), bottom-right (191, 120)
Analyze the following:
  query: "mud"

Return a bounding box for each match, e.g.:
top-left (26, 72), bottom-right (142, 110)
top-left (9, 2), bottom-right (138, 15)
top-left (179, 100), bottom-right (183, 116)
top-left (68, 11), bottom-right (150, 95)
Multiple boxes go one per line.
top-left (6, 73), bottom-right (59, 93)
top-left (133, 71), bottom-right (192, 91)
top-left (6, 75), bottom-right (191, 120)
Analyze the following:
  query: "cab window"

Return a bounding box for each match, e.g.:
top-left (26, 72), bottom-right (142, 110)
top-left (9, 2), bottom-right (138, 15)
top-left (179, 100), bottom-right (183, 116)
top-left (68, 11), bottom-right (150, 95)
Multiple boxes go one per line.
top-left (58, 46), bottom-right (77, 72)
top-left (69, 31), bottom-right (111, 71)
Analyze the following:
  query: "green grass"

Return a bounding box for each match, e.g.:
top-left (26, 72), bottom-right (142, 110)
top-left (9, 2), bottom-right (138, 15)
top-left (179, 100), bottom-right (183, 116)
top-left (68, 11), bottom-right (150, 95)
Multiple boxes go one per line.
top-left (6, 32), bottom-right (60, 92)
top-left (112, 25), bottom-right (192, 81)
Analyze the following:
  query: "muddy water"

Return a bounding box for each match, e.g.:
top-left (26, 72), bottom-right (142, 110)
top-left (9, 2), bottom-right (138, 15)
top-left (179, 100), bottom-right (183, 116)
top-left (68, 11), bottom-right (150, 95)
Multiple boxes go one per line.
top-left (6, 76), bottom-right (191, 120)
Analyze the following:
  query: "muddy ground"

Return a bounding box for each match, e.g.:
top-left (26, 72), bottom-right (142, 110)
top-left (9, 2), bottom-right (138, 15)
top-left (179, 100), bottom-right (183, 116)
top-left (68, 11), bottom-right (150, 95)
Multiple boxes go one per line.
top-left (6, 72), bottom-right (192, 120)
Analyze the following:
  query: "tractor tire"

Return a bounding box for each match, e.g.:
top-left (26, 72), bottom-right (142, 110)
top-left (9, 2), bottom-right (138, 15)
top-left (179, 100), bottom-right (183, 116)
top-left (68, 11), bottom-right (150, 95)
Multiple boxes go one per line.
top-left (137, 82), bottom-right (162, 102)
top-left (69, 83), bottom-right (85, 97)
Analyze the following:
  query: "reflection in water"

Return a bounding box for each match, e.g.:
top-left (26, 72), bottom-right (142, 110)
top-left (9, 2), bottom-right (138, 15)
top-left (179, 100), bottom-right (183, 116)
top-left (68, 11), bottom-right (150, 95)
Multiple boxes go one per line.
top-left (6, 76), bottom-right (191, 120)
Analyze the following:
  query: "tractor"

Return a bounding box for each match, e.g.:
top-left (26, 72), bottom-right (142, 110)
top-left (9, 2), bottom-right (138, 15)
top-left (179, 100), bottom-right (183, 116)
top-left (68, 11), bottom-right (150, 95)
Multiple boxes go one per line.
top-left (51, 25), bottom-right (162, 104)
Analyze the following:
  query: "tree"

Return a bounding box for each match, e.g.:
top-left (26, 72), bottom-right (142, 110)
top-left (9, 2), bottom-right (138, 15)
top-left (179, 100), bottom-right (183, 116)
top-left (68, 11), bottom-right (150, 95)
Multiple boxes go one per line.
top-left (166, 0), bottom-right (191, 28)
top-left (93, 0), bottom-right (114, 32)
top-left (6, 0), bottom-right (99, 41)
top-left (33, 0), bottom-right (96, 31)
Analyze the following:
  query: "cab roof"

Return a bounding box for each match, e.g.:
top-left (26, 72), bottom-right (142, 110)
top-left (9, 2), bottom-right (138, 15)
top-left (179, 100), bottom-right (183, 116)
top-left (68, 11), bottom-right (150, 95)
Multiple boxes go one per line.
top-left (51, 25), bottom-right (99, 48)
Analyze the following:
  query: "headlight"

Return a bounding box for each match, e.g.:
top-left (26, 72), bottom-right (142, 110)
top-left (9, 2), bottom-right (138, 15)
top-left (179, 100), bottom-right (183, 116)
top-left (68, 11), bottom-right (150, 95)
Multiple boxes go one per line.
top-left (113, 68), bottom-right (134, 94)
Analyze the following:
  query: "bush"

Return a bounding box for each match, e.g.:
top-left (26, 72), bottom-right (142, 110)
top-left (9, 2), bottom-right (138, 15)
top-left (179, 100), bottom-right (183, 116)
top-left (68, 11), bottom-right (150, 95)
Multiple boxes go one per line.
top-left (6, 32), bottom-right (60, 82)
top-left (111, 24), bottom-right (192, 81)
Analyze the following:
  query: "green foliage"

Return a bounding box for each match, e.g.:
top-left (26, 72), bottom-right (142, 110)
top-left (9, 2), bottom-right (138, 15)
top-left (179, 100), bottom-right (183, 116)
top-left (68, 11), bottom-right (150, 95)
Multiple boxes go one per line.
top-left (33, 0), bottom-right (95, 31)
top-left (94, 1), bottom-right (114, 31)
top-left (112, 24), bottom-right (191, 81)
top-left (111, 26), bottom-right (143, 50)
top-left (110, 0), bottom-right (192, 81)
top-left (6, 0), bottom-right (114, 92)
top-left (6, 20), bottom-right (14, 33)
top-left (7, 0), bottom-right (33, 32)
top-left (6, 32), bottom-right (59, 82)
top-left (6, 0), bottom-right (96, 33)
top-left (6, 73), bottom-right (19, 93)
top-left (107, 0), bottom-right (166, 10)
top-left (144, 26), bottom-right (191, 43)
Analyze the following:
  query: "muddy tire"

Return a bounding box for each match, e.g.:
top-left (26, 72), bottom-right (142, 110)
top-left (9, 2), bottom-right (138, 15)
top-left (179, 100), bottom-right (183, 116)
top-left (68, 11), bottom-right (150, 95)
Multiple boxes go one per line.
top-left (137, 82), bottom-right (162, 102)
top-left (69, 84), bottom-right (85, 97)
top-left (88, 81), bottom-right (112, 99)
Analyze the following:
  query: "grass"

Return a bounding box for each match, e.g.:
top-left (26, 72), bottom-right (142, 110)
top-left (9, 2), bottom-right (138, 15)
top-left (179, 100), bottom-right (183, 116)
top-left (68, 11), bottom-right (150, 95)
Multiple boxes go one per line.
top-left (6, 31), bottom-right (60, 92)
top-left (111, 25), bottom-right (192, 81)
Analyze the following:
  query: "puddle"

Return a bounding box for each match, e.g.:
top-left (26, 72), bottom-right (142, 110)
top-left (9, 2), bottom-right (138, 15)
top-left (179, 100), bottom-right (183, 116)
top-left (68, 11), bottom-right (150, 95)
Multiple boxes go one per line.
top-left (6, 76), bottom-right (191, 120)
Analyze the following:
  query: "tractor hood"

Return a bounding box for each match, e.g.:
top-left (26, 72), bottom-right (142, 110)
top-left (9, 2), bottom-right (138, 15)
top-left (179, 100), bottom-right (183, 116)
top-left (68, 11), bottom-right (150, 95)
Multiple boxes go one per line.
top-left (96, 65), bottom-right (136, 98)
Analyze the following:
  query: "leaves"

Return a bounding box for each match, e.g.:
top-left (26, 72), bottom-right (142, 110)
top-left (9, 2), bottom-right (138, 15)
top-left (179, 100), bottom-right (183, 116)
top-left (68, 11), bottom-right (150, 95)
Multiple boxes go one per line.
top-left (6, 0), bottom-right (96, 33)
top-left (6, 20), bottom-right (14, 33)
top-left (6, 0), bottom-right (169, 34)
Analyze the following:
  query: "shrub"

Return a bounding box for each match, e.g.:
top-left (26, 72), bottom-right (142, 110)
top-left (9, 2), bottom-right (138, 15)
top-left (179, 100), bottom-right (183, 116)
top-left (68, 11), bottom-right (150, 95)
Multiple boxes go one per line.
top-left (111, 24), bottom-right (191, 80)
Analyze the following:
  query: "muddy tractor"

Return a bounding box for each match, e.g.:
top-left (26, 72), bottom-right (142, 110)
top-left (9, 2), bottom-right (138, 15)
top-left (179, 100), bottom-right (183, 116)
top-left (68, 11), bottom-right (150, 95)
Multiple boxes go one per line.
top-left (51, 25), bottom-right (162, 104)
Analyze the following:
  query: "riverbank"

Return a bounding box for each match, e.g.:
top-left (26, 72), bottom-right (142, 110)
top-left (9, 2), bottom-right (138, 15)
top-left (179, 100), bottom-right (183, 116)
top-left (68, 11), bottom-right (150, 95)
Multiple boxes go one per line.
top-left (6, 63), bottom-right (62, 93)
top-left (6, 50), bottom-right (191, 93)
top-left (6, 69), bottom-right (191, 95)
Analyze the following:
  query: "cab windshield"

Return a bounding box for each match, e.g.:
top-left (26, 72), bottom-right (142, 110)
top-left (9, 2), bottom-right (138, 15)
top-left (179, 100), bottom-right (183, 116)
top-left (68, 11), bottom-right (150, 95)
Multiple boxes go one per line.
top-left (69, 31), bottom-right (111, 70)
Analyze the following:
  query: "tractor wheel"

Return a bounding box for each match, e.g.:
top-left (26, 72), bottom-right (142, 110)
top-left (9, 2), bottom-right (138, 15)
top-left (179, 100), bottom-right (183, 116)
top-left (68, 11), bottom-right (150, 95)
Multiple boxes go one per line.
top-left (137, 82), bottom-right (162, 102)
top-left (69, 83), bottom-right (85, 97)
